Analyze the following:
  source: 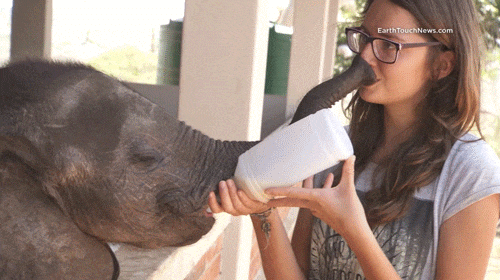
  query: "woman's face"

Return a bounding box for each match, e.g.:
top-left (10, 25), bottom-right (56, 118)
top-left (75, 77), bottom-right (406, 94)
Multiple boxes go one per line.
top-left (359, 0), bottom-right (435, 115)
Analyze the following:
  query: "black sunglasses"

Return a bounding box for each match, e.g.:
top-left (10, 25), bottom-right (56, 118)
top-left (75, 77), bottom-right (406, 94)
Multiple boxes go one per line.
top-left (345, 27), bottom-right (444, 64)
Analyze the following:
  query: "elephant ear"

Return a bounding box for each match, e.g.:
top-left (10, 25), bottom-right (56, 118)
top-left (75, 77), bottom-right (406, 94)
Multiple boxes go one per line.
top-left (0, 134), bottom-right (119, 279)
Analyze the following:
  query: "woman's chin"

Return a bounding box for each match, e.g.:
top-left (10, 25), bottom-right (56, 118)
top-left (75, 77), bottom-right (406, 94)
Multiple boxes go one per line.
top-left (359, 86), bottom-right (382, 104)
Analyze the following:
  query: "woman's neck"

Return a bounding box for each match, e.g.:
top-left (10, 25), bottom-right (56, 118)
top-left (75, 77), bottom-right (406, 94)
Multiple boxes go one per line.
top-left (384, 102), bottom-right (419, 139)
top-left (371, 106), bottom-right (418, 163)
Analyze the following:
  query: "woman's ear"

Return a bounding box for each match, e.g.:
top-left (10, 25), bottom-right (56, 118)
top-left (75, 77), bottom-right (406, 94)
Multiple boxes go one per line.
top-left (433, 50), bottom-right (455, 80)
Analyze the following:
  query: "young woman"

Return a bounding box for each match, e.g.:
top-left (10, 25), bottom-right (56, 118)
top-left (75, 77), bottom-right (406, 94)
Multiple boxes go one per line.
top-left (209, 0), bottom-right (500, 279)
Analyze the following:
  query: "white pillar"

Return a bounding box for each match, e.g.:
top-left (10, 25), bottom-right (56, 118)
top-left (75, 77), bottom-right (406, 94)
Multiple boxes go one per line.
top-left (286, 0), bottom-right (340, 119)
top-left (10, 0), bottom-right (52, 62)
top-left (180, 1), bottom-right (269, 279)
top-left (179, 0), bottom-right (269, 142)
top-left (220, 215), bottom-right (254, 280)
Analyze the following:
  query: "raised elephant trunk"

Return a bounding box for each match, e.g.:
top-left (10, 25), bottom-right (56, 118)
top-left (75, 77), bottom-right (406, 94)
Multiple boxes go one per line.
top-left (290, 55), bottom-right (376, 124)
top-left (199, 55), bottom-right (375, 206)
top-left (204, 56), bottom-right (375, 197)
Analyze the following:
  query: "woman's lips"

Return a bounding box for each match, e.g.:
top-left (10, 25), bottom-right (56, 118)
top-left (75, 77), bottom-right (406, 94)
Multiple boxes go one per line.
top-left (363, 78), bottom-right (380, 88)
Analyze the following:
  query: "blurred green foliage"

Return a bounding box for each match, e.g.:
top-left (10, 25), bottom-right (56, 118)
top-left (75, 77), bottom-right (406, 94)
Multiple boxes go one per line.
top-left (333, 0), bottom-right (365, 76)
top-left (475, 0), bottom-right (500, 50)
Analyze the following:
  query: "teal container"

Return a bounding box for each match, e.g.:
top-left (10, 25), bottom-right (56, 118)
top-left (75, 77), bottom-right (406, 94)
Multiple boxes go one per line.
top-left (157, 20), bottom-right (183, 85)
top-left (264, 25), bottom-right (293, 96)
top-left (156, 22), bottom-right (292, 92)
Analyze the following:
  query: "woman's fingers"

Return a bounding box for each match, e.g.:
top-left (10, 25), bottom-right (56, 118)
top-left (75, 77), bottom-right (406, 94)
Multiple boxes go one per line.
top-left (208, 191), bottom-right (224, 213)
top-left (225, 179), bottom-right (253, 213)
top-left (215, 179), bottom-right (260, 216)
top-left (218, 180), bottom-right (243, 215)
top-left (265, 186), bottom-right (314, 209)
top-left (218, 181), bottom-right (234, 212)
top-left (265, 185), bottom-right (316, 200)
top-left (340, 155), bottom-right (356, 189)
top-left (322, 173), bottom-right (335, 189)
top-left (303, 176), bottom-right (314, 189)
top-left (267, 197), bottom-right (310, 208)
top-left (237, 190), bottom-right (268, 211)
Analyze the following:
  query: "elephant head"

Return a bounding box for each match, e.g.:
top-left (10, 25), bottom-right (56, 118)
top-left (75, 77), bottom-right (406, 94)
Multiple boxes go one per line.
top-left (0, 56), bottom-right (374, 278)
top-left (1, 61), bottom-right (256, 249)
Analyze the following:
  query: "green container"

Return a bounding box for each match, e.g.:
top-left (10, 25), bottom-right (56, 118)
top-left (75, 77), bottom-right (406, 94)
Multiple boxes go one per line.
top-left (264, 25), bottom-right (292, 96)
top-left (157, 22), bottom-right (293, 93)
top-left (157, 20), bottom-right (183, 85)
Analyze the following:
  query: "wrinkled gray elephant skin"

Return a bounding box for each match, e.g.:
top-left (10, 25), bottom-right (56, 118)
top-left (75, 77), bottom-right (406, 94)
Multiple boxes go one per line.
top-left (0, 135), bottom-right (119, 280)
top-left (0, 56), bottom-right (374, 279)
top-left (291, 55), bottom-right (377, 124)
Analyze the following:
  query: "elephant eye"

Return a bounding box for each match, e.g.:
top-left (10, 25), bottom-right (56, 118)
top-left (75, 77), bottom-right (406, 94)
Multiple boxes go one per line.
top-left (128, 142), bottom-right (164, 171)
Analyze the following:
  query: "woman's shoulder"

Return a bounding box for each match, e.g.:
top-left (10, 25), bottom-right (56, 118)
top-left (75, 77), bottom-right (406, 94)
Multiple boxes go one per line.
top-left (446, 133), bottom-right (500, 170)
top-left (435, 133), bottom-right (500, 222)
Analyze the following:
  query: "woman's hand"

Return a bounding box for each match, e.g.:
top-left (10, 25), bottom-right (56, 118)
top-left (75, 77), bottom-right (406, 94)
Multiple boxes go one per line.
top-left (208, 179), bottom-right (270, 216)
top-left (265, 156), bottom-right (368, 237)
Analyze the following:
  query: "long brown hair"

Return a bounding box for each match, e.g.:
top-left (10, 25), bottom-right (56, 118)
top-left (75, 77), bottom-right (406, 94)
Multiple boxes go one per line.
top-left (343, 0), bottom-right (483, 227)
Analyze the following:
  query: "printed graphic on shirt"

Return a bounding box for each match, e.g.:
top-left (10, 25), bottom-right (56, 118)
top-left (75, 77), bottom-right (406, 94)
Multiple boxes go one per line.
top-left (309, 194), bottom-right (433, 280)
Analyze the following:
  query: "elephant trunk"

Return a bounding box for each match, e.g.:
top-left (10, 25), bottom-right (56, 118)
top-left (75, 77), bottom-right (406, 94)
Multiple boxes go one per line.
top-left (195, 56), bottom-right (375, 202)
top-left (290, 55), bottom-right (376, 124)
top-left (212, 56), bottom-right (375, 182)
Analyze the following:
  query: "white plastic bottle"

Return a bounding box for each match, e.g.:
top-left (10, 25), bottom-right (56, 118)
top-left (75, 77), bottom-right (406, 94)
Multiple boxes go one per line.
top-left (234, 107), bottom-right (353, 202)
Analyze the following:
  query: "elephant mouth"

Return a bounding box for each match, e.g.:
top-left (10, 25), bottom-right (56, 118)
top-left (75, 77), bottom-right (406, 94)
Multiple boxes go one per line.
top-left (205, 206), bottom-right (214, 217)
top-left (192, 204), bottom-right (215, 219)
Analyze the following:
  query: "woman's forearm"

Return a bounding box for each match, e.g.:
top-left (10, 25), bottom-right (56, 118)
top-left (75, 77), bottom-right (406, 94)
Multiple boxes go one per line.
top-left (264, 159), bottom-right (400, 280)
top-left (251, 209), bottom-right (306, 280)
top-left (291, 208), bottom-right (314, 275)
top-left (341, 222), bottom-right (401, 280)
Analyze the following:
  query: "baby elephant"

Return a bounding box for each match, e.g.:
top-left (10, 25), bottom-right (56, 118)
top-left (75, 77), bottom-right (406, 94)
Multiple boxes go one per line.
top-left (0, 57), bottom-right (375, 279)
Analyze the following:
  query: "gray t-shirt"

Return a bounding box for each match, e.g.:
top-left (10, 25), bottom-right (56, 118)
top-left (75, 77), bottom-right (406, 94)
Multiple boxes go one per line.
top-left (308, 133), bottom-right (500, 280)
